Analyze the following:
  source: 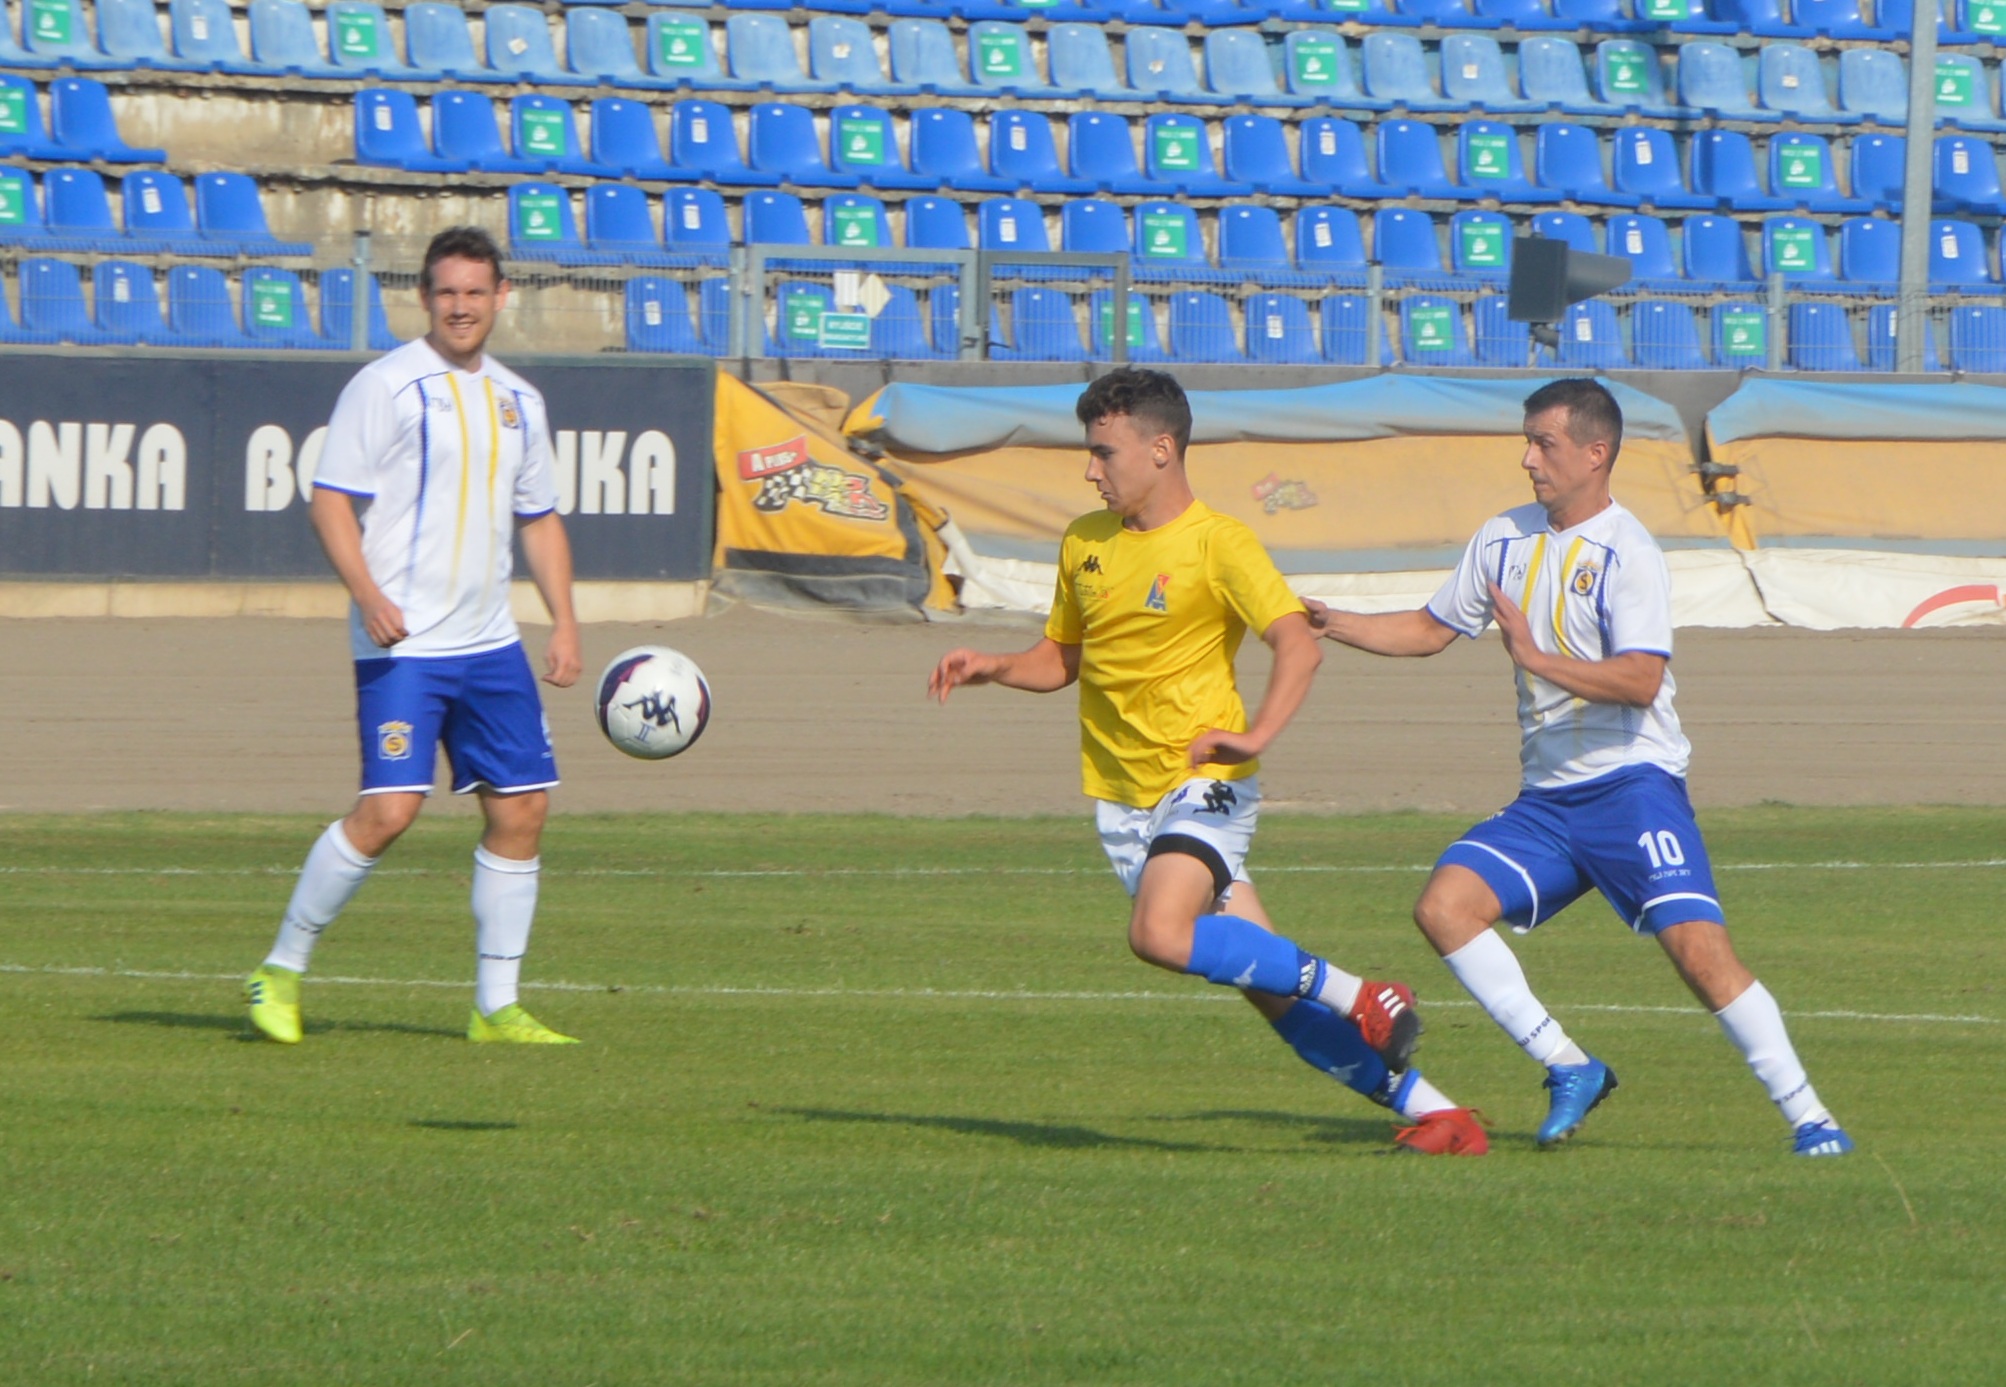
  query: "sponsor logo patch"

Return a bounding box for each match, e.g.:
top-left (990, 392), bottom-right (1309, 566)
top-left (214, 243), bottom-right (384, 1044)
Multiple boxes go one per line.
top-left (1251, 472), bottom-right (1319, 513)
top-left (754, 460), bottom-right (890, 521)
top-left (377, 720), bottom-right (414, 761)
top-left (738, 435), bottom-right (810, 480)
top-left (1145, 573), bottom-right (1171, 612)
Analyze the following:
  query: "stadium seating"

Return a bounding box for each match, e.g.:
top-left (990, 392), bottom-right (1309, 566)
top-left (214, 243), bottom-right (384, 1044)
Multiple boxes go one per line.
top-left (1441, 35), bottom-right (1540, 113)
top-left (993, 110), bottom-right (1095, 195)
top-left (1282, 31), bottom-right (1381, 107)
top-left (1770, 133), bottom-right (1872, 215)
top-left (1850, 133), bottom-right (1907, 210)
top-left (1145, 114), bottom-right (1249, 196)
top-left (1763, 215), bottom-right (1835, 283)
top-left (589, 98), bottom-right (684, 181)
top-left (23, 0), bottom-right (118, 69)
top-left (905, 195), bottom-right (971, 250)
top-left (664, 188), bottom-right (732, 261)
top-left (749, 103), bottom-right (860, 188)
top-left (92, 259), bottom-right (170, 345)
top-left (1538, 125), bottom-right (1640, 208)
top-left (1789, 301), bottom-right (1865, 371)
top-left (1049, 23), bottom-right (1128, 100)
top-left (1685, 215), bottom-right (1761, 288)
top-left (1401, 295), bottom-right (1474, 365)
top-left (509, 183), bottom-right (603, 265)
top-left (1530, 210), bottom-right (1595, 253)
top-left (743, 189), bottom-right (811, 247)
top-left (511, 95), bottom-right (600, 177)
top-left (1518, 38), bottom-right (1612, 114)
top-left (1949, 304), bottom-right (2006, 371)
top-left (1866, 303), bottom-right (1942, 372)
top-left (670, 100), bottom-right (779, 186)
top-left (1321, 292), bottom-right (1375, 364)
top-left (98, 0), bottom-right (206, 71)
top-left (165, 264), bottom-right (251, 347)
top-left (887, 20), bottom-right (984, 96)
top-left (434, 92), bottom-right (545, 175)
top-left (1758, 44), bottom-right (1851, 125)
top-left (120, 171), bottom-right (206, 254)
top-left (1296, 205), bottom-right (1370, 282)
top-left (979, 197), bottom-right (1052, 256)
top-left (320, 268), bottom-right (400, 351)
top-left (355, 90), bottom-right (463, 174)
top-left (1223, 116), bottom-right (1329, 197)
top-left (1301, 118), bottom-right (1397, 199)
top-left (1205, 30), bottom-right (1293, 105)
top-left (405, 3), bottom-right (502, 83)
top-left (1376, 208), bottom-right (1446, 285)
top-left (645, 15), bottom-right (742, 90)
top-left (1361, 33), bottom-right (1461, 112)
top-left (810, 17), bottom-right (908, 94)
top-left (1090, 288), bottom-right (1168, 362)
top-left (43, 167), bottom-right (126, 253)
top-left (1838, 215), bottom-right (1900, 288)
top-left (1606, 213), bottom-right (1682, 287)
top-left (626, 277), bottom-right (710, 354)
top-left (168, 0), bottom-right (261, 74)
top-left (19, 257), bottom-right (111, 344)
top-left (1611, 128), bottom-right (1714, 211)
top-left (1125, 27), bottom-right (1218, 104)
top-left (1133, 201), bottom-right (1209, 278)
top-left (1450, 209), bottom-right (1512, 280)
top-left (1838, 48), bottom-right (1908, 123)
top-left (828, 106), bottom-right (935, 190)
top-left (50, 78), bottom-right (164, 162)
top-left (247, 0), bottom-right (346, 78)
top-left (1376, 121), bottom-right (1460, 200)
top-left (485, 4), bottom-right (590, 85)
top-left (1713, 300), bottom-right (1771, 366)
top-left (1218, 206), bottom-right (1290, 273)
top-left (1556, 300), bottom-right (1627, 369)
top-left (2, 76), bottom-right (71, 160)
top-left (1060, 198), bottom-right (1127, 256)
top-left (1593, 40), bottom-right (1690, 119)
top-left (0, 167), bottom-right (44, 243)
top-left (585, 184), bottom-right (674, 265)
top-left (326, 1), bottom-right (435, 80)
top-left (910, 110), bottom-right (1014, 193)
top-left (566, 7), bottom-right (652, 86)
top-left (1690, 130), bottom-right (1793, 212)
top-left (1631, 300), bottom-right (1709, 370)
top-left (1004, 287), bottom-right (1089, 361)
top-left (1472, 294), bottom-right (1530, 367)
top-left (1930, 218), bottom-right (2003, 292)
top-left (1935, 135), bottom-right (2006, 215)
top-left (1456, 121), bottom-right (1557, 202)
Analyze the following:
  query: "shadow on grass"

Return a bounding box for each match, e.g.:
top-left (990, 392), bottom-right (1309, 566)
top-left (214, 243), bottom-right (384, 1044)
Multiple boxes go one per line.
top-left (92, 1011), bottom-right (464, 1041)
top-left (778, 1107), bottom-right (1233, 1154)
top-left (1161, 1108), bottom-right (1408, 1147)
top-left (408, 1119), bottom-right (520, 1133)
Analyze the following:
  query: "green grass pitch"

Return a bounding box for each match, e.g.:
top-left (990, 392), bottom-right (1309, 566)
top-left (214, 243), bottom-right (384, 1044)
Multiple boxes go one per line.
top-left (0, 808), bottom-right (2001, 1384)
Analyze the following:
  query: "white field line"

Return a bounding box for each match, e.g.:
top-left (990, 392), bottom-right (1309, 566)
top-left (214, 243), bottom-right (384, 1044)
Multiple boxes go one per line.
top-left (0, 962), bottom-right (1995, 1027)
top-left (7, 858), bottom-right (2006, 880)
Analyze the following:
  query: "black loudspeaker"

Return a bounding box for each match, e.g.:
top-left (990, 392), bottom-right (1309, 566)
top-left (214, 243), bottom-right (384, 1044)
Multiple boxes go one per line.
top-left (1506, 237), bottom-right (1633, 328)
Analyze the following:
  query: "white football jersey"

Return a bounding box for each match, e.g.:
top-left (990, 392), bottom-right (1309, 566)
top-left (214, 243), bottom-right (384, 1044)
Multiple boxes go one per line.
top-left (313, 338), bottom-right (559, 661)
top-left (1428, 499), bottom-right (1690, 788)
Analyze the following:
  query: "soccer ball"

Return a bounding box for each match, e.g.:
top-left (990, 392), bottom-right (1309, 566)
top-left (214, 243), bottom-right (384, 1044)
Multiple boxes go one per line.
top-left (595, 646), bottom-right (711, 760)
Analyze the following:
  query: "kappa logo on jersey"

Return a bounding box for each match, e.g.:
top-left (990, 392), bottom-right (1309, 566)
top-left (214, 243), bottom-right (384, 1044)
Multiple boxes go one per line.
top-left (497, 397), bottom-right (522, 430)
top-left (1199, 781), bottom-right (1237, 815)
top-left (1081, 554), bottom-right (1102, 574)
top-left (1145, 573), bottom-right (1171, 612)
top-left (425, 393), bottom-right (455, 414)
top-left (738, 434), bottom-right (809, 481)
top-left (1571, 562), bottom-right (1600, 596)
top-left (377, 720), bottom-right (414, 761)
top-left (754, 460), bottom-right (890, 521)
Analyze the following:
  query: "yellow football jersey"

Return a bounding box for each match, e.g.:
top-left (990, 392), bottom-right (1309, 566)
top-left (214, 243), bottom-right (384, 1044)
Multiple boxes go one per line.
top-left (1045, 501), bottom-right (1304, 807)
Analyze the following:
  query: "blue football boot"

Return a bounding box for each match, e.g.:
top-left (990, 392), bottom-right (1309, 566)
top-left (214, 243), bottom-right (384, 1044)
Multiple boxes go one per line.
top-left (1537, 1056), bottom-right (1617, 1148)
top-left (1791, 1119), bottom-right (1854, 1157)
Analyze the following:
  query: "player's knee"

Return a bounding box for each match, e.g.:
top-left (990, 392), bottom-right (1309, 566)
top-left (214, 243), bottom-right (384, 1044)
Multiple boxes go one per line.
top-left (1412, 887), bottom-right (1479, 950)
top-left (1126, 910), bottom-right (1190, 971)
top-left (346, 795), bottom-right (421, 856)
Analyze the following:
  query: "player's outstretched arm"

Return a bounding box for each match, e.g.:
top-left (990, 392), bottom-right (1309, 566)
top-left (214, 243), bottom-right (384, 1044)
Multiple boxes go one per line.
top-left (517, 512), bottom-right (582, 687)
top-left (1303, 599), bottom-right (1458, 657)
top-left (309, 486), bottom-right (406, 648)
top-left (1489, 582), bottom-right (1664, 706)
top-left (1187, 610), bottom-right (1322, 767)
top-left (928, 637), bottom-right (1080, 702)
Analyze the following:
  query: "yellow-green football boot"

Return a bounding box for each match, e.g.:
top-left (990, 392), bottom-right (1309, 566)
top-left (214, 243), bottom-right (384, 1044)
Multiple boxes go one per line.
top-left (468, 1003), bottom-right (579, 1045)
top-left (244, 964), bottom-right (303, 1044)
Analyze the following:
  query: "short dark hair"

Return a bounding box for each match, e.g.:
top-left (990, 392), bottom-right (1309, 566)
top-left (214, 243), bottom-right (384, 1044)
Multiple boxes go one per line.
top-left (1076, 368), bottom-right (1193, 454)
top-left (1524, 377), bottom-right (1623, 462)
top-left (420, 226), bottom-right (506, 292)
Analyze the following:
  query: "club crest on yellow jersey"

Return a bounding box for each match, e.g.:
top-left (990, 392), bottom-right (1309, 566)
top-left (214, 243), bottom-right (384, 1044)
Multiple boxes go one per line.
top-left (377, 720), bottom-right (414, 761)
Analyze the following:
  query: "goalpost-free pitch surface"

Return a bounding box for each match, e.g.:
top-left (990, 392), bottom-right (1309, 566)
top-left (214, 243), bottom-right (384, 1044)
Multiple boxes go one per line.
top-left (0, 613), bottom-right (2001, 1383)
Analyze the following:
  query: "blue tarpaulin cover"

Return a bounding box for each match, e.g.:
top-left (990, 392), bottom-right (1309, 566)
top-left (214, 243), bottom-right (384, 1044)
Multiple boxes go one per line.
top-left (1708, 380), bottom-right (2006, 444)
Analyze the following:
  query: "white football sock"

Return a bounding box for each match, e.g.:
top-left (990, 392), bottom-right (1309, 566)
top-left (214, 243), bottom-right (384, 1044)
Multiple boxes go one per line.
top-left (473, 845), bottom-right (540, 1018)
top-left (1714, 981), bottom-right (1830, 1127)
top-left (1441, 929), bottom-right (1582, 1067)
top-left (265, 821), bottom-right (377, 974)
top-left (1397, 1073), bottom-right (1458, 1120)
top-left (1312, 964), bottom-right (1364, 1017)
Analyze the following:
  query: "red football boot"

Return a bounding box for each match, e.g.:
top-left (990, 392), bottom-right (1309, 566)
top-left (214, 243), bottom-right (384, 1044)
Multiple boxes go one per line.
top-left (1393, 1107), bottom-right (1490, 1157)
top-left (1349, 979), bottom-right (1422, 1070)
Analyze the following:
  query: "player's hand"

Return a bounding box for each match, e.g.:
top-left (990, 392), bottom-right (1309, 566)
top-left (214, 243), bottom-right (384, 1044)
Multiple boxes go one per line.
top-left (928, 648), bottom-right (997, 703)
top-left (1487, 581), bottom-right (1540, 671)
top-left (1301, 597), bottom-right (1332, 631)
top-left (1188, 727), bottom-right (1263, 768)
top-left (359, 595), bottom-right (408, 649)
top-left (543, 621), bottom-right (582, 688)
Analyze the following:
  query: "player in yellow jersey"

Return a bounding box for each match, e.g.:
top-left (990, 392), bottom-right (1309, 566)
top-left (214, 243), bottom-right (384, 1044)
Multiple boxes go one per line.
top-left (929, 369), bottom-right (1485, 1155)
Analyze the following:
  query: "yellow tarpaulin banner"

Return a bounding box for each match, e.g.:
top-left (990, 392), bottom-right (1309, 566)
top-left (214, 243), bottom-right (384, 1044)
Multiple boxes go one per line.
top-left (1703, 434), bottom-right (2006, 549)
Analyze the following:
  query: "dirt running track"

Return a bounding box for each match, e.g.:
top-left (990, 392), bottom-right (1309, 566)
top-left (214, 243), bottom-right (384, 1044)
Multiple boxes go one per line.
top-left (2, 608), bottom-right (2003, 817)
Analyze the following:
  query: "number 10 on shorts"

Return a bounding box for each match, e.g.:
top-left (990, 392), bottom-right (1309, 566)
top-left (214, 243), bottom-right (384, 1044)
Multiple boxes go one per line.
top-left (1637, 830), bottom-right (1685, 869)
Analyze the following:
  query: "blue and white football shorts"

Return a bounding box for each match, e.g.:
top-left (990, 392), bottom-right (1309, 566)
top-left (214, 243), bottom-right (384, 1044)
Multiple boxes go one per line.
top-left (1438, 765), bottom-right (1725, 936)
top-left (354, 643), bottom-right (558, 797)
top-left (1098, 776), bottom-right (1260, 906)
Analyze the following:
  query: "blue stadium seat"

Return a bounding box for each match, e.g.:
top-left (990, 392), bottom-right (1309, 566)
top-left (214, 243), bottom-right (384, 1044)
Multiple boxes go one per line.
top-left (355, 89), bottom-right (466, 173)
top-left (1124, 26), bottom-right (1220, 104)
top-left (1949, 304), bottom-right (2006, 371)
top-left (1512, 38), bottom-right (1610, 114)
top-left (993, 110), bottom-right (1095, 194)
top-left (726, 13), bottom-right (822, 91)
top-left (887, 20), bottom-right (982, 96)
top-left (1005, 287), bottom-right (1088, 361)
top-left (1243, 292), bottom-right (1318, 363)
top-left (1838, 48), bottom-right (1907, 123)
top-left (320, 267), bottom-right (399, 351)
top-left (979, 196), bottom-right (1052, 255)
top-left (511, 95), bottom-right (598, 176)
top-left (928, 283), bottom-right (974, 361)
top-left (749, 103), bottom-right (861, 187)
top-left (1935, 134), bottom-right (2006, 215)
top-left (434, 92), bottom-right (546, 175)
top-left (327, 1), bottom-right (434, 79)
top-left (1605, 213), bottom-right (1681, 286)
top-left (1530, 210), bottom-right (1595, 253)
top-left (566, 7), bottom-right (650, 85)
top-left (1849, 132), bottom-right (1906, 211)
top-left (590, 97), bottom-right (685, 180)
top-left (1223, 115), bottom-right (1329, 197)
top-left (0, 167), bottom-right (46, 244)
top-left (1296, 205), bottom-right (1369, 282)
top-left (1631, 299), bottom-right (1708, 370)
top-left (1145, 113), bottom-right (1250, 196)
top-left (1471, 294), bottom-right (1530, 366)
top-left (911, 109), bottom-right (1014, 192)
top-left (1374, 208), bottom-right (1445, 285)
top-left (1557, 0), bottom-right (1654, 34)
top-left (1712, 300), bottom-right (1769, 367)
top-left (1690, 129), bottom-right (1792, 212)
top-left (203, 172), bottom-right (312, 255)
top-left (1763, 216), bottom-right (1835, 283)
top-left (670, 100), bottom-right (779, 186)
top-left (1720, 0), bottom-right (1814, 35)
top-left (486, 4), bottom-right (590, 85)
top-left (1769, 132), bottom-right (1872, 215)
top-left (1758, 43), bottom-right (1852, 124)
top-left (1376, 121), bottom-right (1459, 199)
top-left (872, 284), bottom-right (946, 360)
top-left (247, 0), bottom-right (345, 77)
top-left (1788, 302), bottom-right (1864, 371)
top-left (1168, 291), bottom-right (1245, 363)
top-left (1401, 295), bottom-right (1473, 364)
top-left (1930, 54), bottom-right (2006, 133)
top-left (905, 195), bottom-right (969, 249)
top-left (162, 264), bottom-right (248, 346)
top-left (1302, 117), bottom-right (1397, 198)
top-left (828, 105), bottom-right (935, 190)
top-left (22, 0), bottom-right (119, 68)
top-left (1450, 208), bottom-right (1513, 280)
top-left (168, 0), bottom-right (260, 73)
top-left (1652, 0), bottom-right (1744, 36)
top-left (1865, 303), bottom-right (1941, 372)
top-left (972, 21), bottom-right (1068, 96)
top-left (1473, 0), bottom-right (1577, 26)
top-left (50, 78), bottom-right (164, 162)
top-left (98, 0), bottom-right (206, 70)
top-left (1684, 214), bottom-right (1760, 288)
top-left (664, 188), bottom-right (731, 261)
top-left (646, 14), bottom-right (741, 89)
top-left (120, 171), bottom-right (206, 254)
top-left (1133, 200), bottom-right (1209, 278)
top-left (1837, 214), bottom-right (1899, 287)
top-left (823, 191), bottom-right (892, 251)
top-left (92, 259), bottom-right (169, 345)
top-left (1954, 0), bottom-right (2006, 38)
top-left (809, 17), bottom-right (907, 94)
top-left (1399, 0), bottom-right (1502, 24)
top-left (1556, 300), bottom-right (1628, 369)
top-left (1678, 42), bottom-right (1777, 122)
top-left (1, 75), bottom-right (69, 160)
top-left (1282, 30), bottom-right (1383, 107)
top-left (774, 283), bottom-right (833, 356)
top-left (626, 277), bottom-right (709, 354)
top-left (509, 183), bottom-right (602, 265)
top-left (1204, 30), bottom-right (1292, 105)
top-left (1794, 0), bottom-right (1900, 37)
top-left (1441, 35), bottom-right (1538, 113)
top-left (1456, 121), bottom-right (1557, 201)
top-left (19, 257), bottom-right (110, 343)
top-left (1089, 289), bottom-right (1168, 362)
top-left (1592, 40), bottom-right (1689, 119)
top-left (742, 189), bottom-right (811, 246)
top-left (1067, 112), bottom-right (1157, 195)
top-left (1321, 292), bottom-right (1375, 365)
top-left (1061, 197), bottom-right (1129, 255)
top-left (1537, 124), bottom-right (1641, 208)
top-left (42, 167), bottom-right (125, 253)
top-left (1049, 23), bottom-right (1131, 99)
top-left (1219, 205), bottom-right (1290, 273)
top-left (405, 2), bottom-right (500, 82)
top-left (1931, 218), bottom-right (2001, 292)
top-left (1361, 33), bottom-right (1461, 112)
top-left (242, 267), bottom-right (323, 349)
top-left (585, 183), bottom-right (675, 265)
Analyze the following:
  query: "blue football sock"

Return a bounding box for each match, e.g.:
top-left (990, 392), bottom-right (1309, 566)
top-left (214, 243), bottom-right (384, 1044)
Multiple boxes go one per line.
top-left (1270, 999), bottom-right (1391, 1101)
top-left (1185, 913), bottom-right (1318, 998)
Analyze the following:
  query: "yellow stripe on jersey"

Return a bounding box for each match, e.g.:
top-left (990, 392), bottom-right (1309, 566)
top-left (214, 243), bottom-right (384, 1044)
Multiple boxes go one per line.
top-left (1518, 534), bottom-right (1546, 614)
top-left (476, 378), bottom-right (501, 612)
top-left (1551, 537), bottom-right (1585, 660)
top-left (445, 373), bottom-right (471, 581)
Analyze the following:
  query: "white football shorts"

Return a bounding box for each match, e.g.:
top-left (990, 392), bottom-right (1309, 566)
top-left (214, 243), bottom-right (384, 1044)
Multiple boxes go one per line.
top-left (1096, 775), bottom-right (1261, 904)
